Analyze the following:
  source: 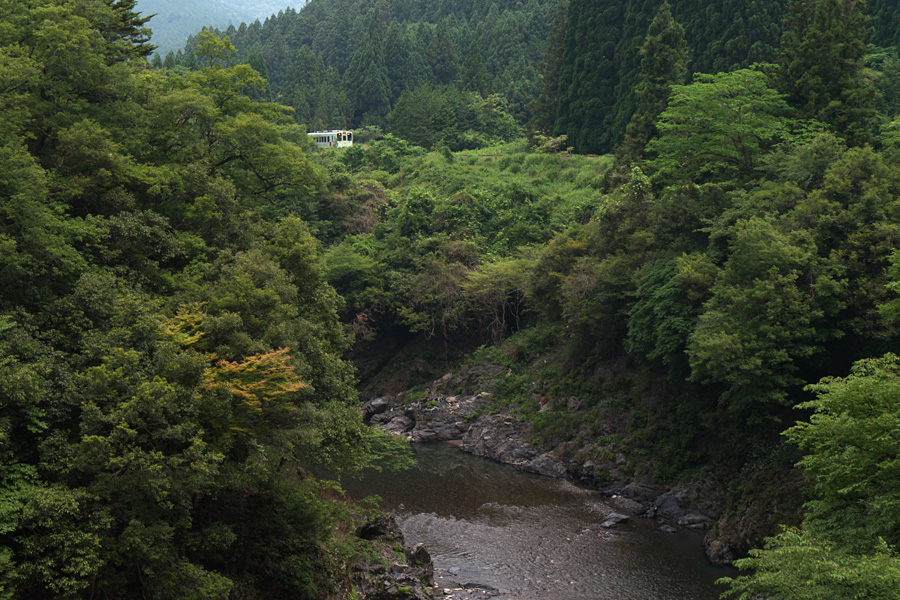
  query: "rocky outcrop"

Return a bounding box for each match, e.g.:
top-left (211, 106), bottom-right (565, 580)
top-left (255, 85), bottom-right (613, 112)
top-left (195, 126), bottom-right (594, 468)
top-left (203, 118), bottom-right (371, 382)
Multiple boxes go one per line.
top-left (462, 414), bottom-right (567, 478)
top-left (366, 391), bottom-right (567, 479)
top-left (347, 515), bottom-right (437, 600)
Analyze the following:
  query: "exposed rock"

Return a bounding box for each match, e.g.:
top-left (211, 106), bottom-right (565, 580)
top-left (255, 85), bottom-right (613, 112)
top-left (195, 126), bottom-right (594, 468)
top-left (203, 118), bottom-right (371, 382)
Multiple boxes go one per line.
top-left (362, 397), bottom-right (392, 423)
top-left (607, 495), bottom-right (644, 515)
top-left (658, 524), bottom-right (678, 534)
top-left (349, 515), bottom-right (436, 600)
top-left (653, 491), bottom-right (687, 521)
top-left (523, 452), bottom-right (567, 478)
top-left (703, 452), bottom-right (804, 566)
top-left (599, 512), bottom-right (631, 528)
top-left (566, 396), bottom-right (585, 412)
top-left (461, 414), bottom-right (536, 466)
top-left (677, 513), bottom-right (714, 530)
top-left (621, 482), bottom-right (665, 502)
top-left (383, 415), bottom-right (415, 435)
top-left (370, 411), bottom-right (395, 424)
top-left (357, 515), bottom-right (394, 540)
top-left (705, 538), bottom-right (736, 565)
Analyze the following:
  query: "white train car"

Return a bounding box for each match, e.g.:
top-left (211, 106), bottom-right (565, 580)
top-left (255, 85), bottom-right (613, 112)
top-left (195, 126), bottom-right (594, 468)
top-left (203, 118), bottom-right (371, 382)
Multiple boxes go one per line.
top-left (308, 130), bottom-right (353, 148)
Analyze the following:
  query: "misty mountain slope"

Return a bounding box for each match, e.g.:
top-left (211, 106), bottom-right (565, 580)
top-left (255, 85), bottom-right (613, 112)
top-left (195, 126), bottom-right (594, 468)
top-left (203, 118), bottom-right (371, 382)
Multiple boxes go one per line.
top-left (138, 0), bottom-right (308, 52)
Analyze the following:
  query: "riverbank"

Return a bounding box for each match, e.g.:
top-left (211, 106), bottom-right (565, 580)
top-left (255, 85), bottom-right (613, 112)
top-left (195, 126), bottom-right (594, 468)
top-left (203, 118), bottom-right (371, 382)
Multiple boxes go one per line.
top-left (340, 443), bottom-right (729, 600)
top-left (361, 362), bottom-right (802, 566)
top-left (343, 514), bottom-right (438, 600)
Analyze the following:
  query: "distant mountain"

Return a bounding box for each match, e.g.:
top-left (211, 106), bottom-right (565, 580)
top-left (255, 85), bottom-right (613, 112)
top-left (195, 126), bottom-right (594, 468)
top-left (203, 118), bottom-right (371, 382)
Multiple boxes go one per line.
top-left (137, 0), bottom-right (308, 53)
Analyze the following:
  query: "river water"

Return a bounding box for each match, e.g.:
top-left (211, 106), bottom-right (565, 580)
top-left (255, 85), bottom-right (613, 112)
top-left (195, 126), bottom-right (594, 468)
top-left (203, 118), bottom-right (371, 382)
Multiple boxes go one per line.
top-left (340, 443), bottom-right (731, 600)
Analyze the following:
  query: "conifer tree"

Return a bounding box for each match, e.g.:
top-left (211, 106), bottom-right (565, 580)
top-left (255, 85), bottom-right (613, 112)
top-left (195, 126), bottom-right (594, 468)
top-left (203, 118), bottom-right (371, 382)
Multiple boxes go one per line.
top-left (778, 0), bottom-right (875, 144)
top-left (383, 24), bottom-right (431, 102)
top-left (427, 21), bottom-right (460, 85)
top-left (459, 41), bottom-right (492, 97)
top-left (619, 2), bottom-right (690, 159)
top-left (344, 36), bottom-right (391, 125)
top-left (530, 0), bottom-right (568, 135)
top-left (101, 0), bottom-right (157, 62)
top-left (555, 0), bottom-right (625, 154)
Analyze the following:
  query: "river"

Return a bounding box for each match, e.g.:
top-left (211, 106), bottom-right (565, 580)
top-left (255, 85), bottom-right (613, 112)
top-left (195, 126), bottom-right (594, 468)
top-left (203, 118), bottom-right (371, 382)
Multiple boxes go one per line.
top-left (340, 443), bottom-right (732, 600)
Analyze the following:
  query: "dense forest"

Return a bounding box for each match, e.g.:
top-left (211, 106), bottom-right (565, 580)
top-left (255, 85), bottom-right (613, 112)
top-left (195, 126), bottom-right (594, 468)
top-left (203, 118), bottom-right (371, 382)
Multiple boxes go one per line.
top-left (0, 1), bottom-right (409, 598)
top-left (153, 0), bottom-right (557, 138)
top-left (153, 0), bottom-right (900, 153)
top-left (5, 0), bottom-right (900, 598)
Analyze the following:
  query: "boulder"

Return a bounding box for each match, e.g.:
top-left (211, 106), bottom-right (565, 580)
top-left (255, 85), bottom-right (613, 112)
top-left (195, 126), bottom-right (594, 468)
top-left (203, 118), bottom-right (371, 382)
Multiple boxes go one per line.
top-left (362, 397), bottom-right (391, 423)
top-left (653, 491), bottom-right (688, 521)
top-left (607, 494), bottom-right (644, 515)
top-left (523, 452), bottom-right (567, 478)
top-left (370, 411), bottom-right (395, 424)
top-left (705, 538), bottom-right (737, 565)
top-left (406, 543), bottom-right (434, 582)
top-left (677, 513), bottom-right (714, 530)
top-left (599, 512), bottom-right (631, 528)
top-left (383, 415), bottom-right (415, 435)
top-left (621, 482), bottom-right (664, 502)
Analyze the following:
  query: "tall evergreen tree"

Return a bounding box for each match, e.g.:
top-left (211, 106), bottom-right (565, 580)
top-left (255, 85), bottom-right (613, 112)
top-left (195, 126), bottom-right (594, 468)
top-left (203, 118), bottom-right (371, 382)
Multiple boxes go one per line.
top-left (459, 41), bottom-right (492, 97)
top-left (427, 21), bottom-right (460, 85)
top-left (868, 0), bottom-right (900, 47)
top-left (530, 0), bottom-right (568, 135)
top-left (101, 0), bottom-right (157, 62)
top-left (383, 24), bottom-right (432, 102)
top-left (778, 0), bottom-right (875, 144)
top-left (619, 1), bottom-right (690, 159)
top-left (344, 35), bottom-right (391, 125)
top-left (555, 0), bottom-right (624, 153)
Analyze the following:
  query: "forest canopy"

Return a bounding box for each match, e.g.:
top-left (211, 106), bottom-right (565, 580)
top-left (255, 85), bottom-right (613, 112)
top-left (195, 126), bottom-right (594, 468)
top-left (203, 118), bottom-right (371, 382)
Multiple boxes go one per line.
top-left (0, 1), bottom-right (408, 598)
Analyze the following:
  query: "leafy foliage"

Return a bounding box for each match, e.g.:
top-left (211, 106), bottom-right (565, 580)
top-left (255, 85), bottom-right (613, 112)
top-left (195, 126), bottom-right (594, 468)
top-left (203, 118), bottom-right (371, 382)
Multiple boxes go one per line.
top-left (0, 2), bottom-right (406, 598)
top-left (722, 355), bottom-right (900, 598)
top-left (647, 68), bottom-right (795, 183)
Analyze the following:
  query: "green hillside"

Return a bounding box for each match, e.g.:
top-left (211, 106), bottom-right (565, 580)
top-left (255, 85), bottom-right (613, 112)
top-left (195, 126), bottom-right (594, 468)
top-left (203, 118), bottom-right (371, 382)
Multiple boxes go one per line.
top-left (165, 0), bottom-right (557, 133)
top-left (160, 0), bottom-right (899, 155)
top-left (555, 0), bottom-right (900, 153)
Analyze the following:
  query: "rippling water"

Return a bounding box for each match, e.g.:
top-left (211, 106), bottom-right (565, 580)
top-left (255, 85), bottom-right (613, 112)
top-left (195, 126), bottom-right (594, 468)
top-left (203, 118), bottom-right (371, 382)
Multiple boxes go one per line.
top-left (341, 443), bottom-right (731, 600)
